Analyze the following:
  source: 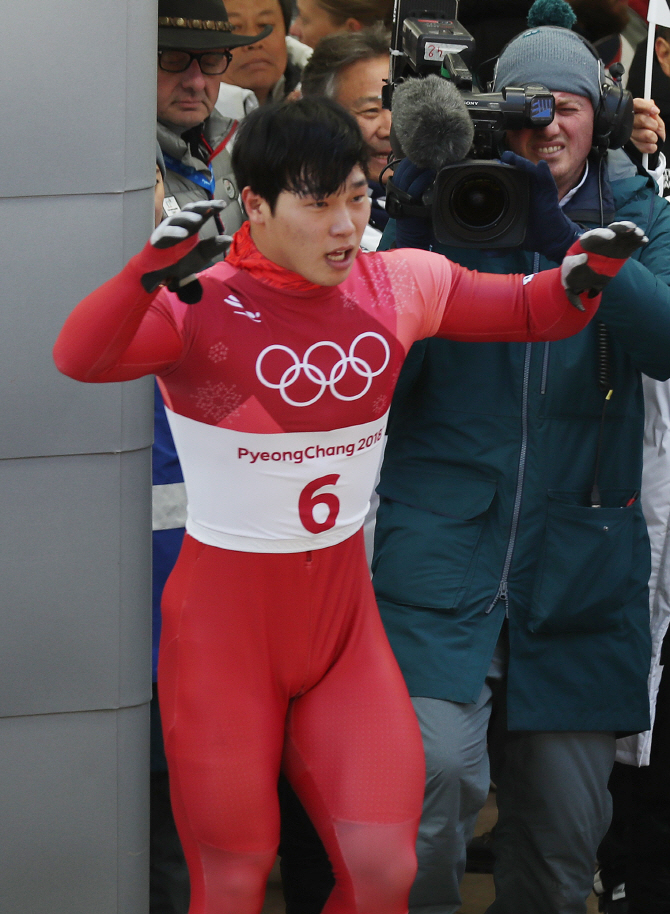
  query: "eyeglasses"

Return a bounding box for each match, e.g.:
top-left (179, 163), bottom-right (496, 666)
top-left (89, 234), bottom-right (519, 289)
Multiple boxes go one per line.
top-left (158, 49), bottom-right (233, 75)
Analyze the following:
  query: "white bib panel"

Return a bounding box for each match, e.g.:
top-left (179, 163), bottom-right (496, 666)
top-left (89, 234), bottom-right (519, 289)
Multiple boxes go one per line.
top-left (166, 408), bottom-right (388, 552)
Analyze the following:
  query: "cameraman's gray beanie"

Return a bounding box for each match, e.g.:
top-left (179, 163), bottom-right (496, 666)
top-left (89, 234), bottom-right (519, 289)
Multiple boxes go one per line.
top-left (494, 27), bottom-right (602, 111)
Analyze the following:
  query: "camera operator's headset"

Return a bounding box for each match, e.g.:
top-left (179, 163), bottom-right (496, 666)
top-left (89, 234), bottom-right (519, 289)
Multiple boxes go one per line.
top-left (491, 28), bottom-right (634, 157)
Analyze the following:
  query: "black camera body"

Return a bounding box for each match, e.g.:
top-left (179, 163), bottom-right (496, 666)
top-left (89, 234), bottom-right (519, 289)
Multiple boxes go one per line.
top-left (385, 0), bottom-right (556, 247)
top-left (400, 14), bottom-right (475, 83)
top-left (433, 86), bottom-right (554, 246)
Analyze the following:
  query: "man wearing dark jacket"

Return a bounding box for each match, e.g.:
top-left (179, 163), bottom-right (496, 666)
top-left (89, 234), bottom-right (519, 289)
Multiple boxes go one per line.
top-left (374, 22), bottom-right (670, 914)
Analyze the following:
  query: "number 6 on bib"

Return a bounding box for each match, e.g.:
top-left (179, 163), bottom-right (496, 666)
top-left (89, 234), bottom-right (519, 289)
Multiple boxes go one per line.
top-left (299, 475), bottom-right (341, 534)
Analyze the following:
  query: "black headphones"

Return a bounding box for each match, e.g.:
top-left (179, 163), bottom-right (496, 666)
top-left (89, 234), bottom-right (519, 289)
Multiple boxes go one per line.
top-left (590, 55), bottom-right (634, 155)
top-left (492, 28), bottom-right (634, 157)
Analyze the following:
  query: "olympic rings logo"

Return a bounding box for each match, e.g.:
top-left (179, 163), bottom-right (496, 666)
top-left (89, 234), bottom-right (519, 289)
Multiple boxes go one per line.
top-left (256, 333), bottom-right (391, 407)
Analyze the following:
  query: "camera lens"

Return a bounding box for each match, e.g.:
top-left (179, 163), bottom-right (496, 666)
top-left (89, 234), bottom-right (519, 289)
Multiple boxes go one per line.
top-left (451, 175), bottom-right (508, 229)
top-left (431, 161), bottom-right (530, 248)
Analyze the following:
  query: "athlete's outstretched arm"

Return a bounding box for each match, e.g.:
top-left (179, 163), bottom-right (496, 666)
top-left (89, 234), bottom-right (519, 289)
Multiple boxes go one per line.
top-left (385, 223), bottom-right (648, 347)
top-left (434, 223), bottom-right (647, 342)
top-left (53, 202), bottom-right (229, 383)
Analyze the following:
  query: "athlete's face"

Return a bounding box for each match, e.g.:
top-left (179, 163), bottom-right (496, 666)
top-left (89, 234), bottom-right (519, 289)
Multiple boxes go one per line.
top-left (243, 166), bottom-right (371, 286)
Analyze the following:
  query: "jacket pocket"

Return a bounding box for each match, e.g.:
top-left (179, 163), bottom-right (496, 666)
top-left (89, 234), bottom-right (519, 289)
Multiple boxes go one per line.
top-left (528, 491), bottom-right (636, 634)
top-left (373, 472), bottom-right (497, 611)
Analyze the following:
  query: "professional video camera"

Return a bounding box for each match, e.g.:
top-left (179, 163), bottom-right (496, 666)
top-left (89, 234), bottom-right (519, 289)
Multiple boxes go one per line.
top-left (385, 0), bottom-right (556, 247)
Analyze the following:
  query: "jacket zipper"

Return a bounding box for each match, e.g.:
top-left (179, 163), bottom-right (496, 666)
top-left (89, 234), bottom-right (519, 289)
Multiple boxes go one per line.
top-left (487, 251), bottom-right (540, 615)
top-left (486, 342), bottom-right (531, 615)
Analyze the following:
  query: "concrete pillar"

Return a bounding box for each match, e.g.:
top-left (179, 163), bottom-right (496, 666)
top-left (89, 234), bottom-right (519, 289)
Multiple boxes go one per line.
top-left (0, 2), bottom-right (156, 911)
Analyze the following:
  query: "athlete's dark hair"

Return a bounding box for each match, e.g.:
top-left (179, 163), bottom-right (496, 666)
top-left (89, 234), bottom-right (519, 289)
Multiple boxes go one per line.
top-left (232, 96), bottom-right (369, 212)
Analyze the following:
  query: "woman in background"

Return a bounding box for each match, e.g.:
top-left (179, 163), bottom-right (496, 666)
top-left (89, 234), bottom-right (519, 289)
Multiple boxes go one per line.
top-left (290, 0), bottom-right (393, 50)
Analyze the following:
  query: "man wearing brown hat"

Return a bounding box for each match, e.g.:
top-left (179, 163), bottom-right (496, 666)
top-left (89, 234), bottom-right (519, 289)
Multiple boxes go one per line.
top-left (157, 0), bottom-right (271, 239)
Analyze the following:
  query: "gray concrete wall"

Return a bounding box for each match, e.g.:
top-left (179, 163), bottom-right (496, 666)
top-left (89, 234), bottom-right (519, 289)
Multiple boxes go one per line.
top-left (0, 2), bottom-right (156, 911)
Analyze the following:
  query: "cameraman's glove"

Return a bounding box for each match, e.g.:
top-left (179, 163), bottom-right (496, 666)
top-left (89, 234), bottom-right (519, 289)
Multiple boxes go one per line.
top-left (562, 221), bottom-right (647, 310)
top-left (501, 151), bottom-right (582, 262)
top-left (387, 158), bottom-right (435, 250)
top-left (139, 200), bottom-right (232, 304)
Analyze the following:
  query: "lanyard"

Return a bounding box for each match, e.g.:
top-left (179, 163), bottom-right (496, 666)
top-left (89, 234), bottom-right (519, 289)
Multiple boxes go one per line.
top-left (163, 153), bottom-right (215, 197)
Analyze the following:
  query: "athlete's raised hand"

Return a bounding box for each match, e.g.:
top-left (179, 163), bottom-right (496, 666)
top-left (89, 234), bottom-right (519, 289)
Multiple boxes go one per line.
top-left (561, 221), bottom-right (648, 311)
top-left (140, 200), bottom-right (232, 304)
top-left (150, 200), bottom-right (226, 248)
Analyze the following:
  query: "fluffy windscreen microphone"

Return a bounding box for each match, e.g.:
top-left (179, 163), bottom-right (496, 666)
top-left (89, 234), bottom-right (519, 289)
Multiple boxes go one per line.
top-left (391, 75), bottom-right (475, 170)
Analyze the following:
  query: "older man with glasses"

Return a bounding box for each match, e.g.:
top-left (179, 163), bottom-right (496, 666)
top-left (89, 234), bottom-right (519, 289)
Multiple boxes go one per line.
top-left (156, 0), bottom-right (270, 241)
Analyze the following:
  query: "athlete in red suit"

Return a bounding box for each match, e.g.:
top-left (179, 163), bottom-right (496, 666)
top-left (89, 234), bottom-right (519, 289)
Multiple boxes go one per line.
top-left (54, 99), bottom-right (646, 914)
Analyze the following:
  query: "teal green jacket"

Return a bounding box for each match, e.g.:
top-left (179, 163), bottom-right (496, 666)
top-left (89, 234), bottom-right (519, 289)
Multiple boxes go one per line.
top-left (373, 154), bottom-right (670, 731)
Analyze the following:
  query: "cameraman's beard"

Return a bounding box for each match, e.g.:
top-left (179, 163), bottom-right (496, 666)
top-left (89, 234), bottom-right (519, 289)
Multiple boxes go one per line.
top-left (570, 0), bottom-right (630, 39)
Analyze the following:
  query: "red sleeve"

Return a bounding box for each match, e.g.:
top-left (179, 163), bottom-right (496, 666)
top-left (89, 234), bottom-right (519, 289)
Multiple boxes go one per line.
top-left (377, 246), bottom-right (601, 348)
top-left (53, 236), bottom-right (197, 383)
top-left (435, 262), bottom-right (599, 342)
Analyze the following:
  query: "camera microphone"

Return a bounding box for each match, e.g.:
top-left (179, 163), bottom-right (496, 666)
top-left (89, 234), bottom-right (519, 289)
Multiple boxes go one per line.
top-left (391, 75), bottom-right (475, 171)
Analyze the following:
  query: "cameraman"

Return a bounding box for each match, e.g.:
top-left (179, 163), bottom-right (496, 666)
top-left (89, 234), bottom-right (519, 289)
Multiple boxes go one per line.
top-left (373, 24), bottom-right (670, 914)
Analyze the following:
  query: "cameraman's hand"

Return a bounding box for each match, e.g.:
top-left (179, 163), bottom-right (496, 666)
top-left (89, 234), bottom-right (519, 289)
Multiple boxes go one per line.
top-left (389, 158), bottom-right (435, 250)
top-left (140, 200), bottom-right (231, 304)
top-left (500, 151), bottom-right (582, 262)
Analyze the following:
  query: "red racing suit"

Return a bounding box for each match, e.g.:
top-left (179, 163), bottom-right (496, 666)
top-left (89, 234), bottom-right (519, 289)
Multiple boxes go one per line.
top-left (54, 222), bottom-right (602, 914)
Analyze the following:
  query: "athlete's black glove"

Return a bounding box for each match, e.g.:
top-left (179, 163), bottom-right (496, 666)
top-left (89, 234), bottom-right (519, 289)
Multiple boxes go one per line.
top-left (561, 221), bottom-right (648, 310)
top-left (140, 200), bottom-right (232, 304)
